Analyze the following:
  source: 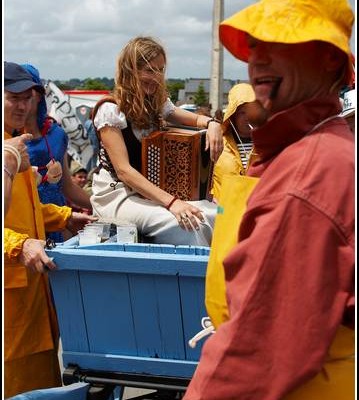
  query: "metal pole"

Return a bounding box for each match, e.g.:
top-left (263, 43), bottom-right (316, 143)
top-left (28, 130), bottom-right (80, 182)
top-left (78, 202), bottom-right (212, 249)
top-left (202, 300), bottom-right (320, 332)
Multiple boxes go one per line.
top-left (209, 0), bottom-right (224, 116)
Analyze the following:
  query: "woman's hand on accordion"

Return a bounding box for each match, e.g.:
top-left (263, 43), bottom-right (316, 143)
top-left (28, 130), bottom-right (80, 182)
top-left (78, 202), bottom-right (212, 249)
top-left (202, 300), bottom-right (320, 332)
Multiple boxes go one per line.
top-left (205, 121), bottom-right (224, 162)
top-left (168, 199), bottom-right (205, 231)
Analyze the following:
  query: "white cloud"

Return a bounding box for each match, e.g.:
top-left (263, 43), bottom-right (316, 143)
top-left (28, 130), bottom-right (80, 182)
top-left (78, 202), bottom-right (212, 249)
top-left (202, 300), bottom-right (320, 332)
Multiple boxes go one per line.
top-left (3, 0), bottom-right (356, 82)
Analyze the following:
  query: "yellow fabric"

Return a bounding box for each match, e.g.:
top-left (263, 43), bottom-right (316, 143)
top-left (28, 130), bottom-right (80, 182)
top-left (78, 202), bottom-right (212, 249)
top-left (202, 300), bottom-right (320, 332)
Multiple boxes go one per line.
top-left (223, 83), bottom-right (256, 123)
top-left (284, 325), bottom-right (354, 400)
top-left (211, 134), bottom-right (245, 201)
top-left (219, 0), bottom-right (353, 63)
top-left (206, 174), bottom-right (259, 328)
top-left (41, 202), bottom-right (72, 232)
top-left (212, 82), bottom-right (256, 200)
top-left (3, 130), bottom-right (70, 397)
top-left (4, 350), bottom-right (62, 398)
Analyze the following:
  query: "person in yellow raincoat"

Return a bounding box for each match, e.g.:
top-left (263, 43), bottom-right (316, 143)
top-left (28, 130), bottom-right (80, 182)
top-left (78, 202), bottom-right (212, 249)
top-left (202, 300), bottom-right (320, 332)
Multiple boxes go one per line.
top-left (211, 83), bottom-right (257, 202)
top-left (184, 0), bottom-right (354, 399)
top-left (4, 61), bottom-right (97, 398)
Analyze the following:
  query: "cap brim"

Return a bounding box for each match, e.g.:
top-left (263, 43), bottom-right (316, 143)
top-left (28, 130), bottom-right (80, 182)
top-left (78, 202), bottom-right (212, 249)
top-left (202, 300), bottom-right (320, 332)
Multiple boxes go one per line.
top-left (5, 80), bottom-right (45, 94)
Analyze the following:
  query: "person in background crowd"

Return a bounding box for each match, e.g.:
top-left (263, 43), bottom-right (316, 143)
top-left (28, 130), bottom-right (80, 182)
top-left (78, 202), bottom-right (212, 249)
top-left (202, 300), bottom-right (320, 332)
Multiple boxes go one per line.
top-left (84, 108), bottom-right (100, 171)
top-left (184, 0), bottom-right (354, 399)
top-left (70, 162), bottom-right (89, 189)
top-left (22, 63), bottom-right (92, 242)
top-left (66, 162), bottom-right (92, 215)
top-left (91, 36), bottom-right (224, 245)
top-left (211, 83), bottom-right (257, 202)
top-left (4, 61), bottom-right (96, 398)
top-left (69, 158), bottom-right (93, 196)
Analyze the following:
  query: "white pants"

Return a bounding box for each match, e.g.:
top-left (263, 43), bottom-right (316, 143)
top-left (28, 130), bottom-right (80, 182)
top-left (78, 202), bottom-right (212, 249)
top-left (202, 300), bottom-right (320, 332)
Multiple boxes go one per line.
top-left (91, 168), bottom-right (217, 246)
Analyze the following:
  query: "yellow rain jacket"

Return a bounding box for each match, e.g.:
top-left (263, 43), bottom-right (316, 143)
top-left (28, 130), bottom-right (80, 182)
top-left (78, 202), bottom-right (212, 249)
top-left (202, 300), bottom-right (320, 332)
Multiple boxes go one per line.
top-left (211, 82), bottom-right (256, 201)
top-left (4, 131), bottom-right (72, 398)
top-left (211, 133), bottom-right (245, 201)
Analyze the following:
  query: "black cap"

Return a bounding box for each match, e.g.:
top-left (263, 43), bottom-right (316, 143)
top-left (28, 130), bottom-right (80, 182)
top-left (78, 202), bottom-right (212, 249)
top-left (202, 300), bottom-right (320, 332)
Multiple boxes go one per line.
top-left (4, 61), bottom-right (45, 94)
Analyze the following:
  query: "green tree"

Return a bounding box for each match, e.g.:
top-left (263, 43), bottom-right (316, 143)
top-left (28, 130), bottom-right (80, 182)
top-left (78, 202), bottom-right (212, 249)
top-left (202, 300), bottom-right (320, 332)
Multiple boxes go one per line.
top-left (54, 81), bottom-right (72, 90)
top-left (166, 80), bottom-right (185, 102)
top-left (81, 78), bottom-right (111, 90)
top-left (193, 81), bottom-right (208, 107)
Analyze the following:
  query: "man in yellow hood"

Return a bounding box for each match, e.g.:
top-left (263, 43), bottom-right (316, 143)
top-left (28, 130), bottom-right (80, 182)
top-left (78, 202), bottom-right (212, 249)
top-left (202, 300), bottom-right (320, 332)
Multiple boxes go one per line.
top-left (184, 0), bottom-right (354, 399)
top-left (211, 83), bottom-right (257, 202)
top-left (4, 61), bottom-right (96, 398)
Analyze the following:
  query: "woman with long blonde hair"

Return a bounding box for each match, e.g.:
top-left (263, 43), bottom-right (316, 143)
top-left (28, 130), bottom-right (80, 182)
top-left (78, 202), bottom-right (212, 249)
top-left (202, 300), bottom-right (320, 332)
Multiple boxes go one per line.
top-left (91, 36), bottom-right (223, 245)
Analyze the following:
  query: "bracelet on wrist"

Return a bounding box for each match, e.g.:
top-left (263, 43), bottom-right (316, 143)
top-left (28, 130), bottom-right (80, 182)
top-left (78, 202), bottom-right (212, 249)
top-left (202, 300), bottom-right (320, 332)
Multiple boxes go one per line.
top-left (165, 196), bottom-right (178, 210)
top-left (4, 144), bottom-right (21, 172)
top-left (4, 165), bottom-right (15, 181)
top-left (206, 117), bottom-right (221, 129)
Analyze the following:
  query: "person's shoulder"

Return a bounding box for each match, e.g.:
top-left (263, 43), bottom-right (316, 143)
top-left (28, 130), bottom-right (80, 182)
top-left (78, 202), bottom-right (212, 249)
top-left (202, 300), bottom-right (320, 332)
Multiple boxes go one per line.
top-left (96, 101), bottom-right (120, 117)
top-left (95, 96), bottom-right (117, 111)
top-left (312, 120), bottom-right (354, 161)
top-left (48, 120), bottom-right (68, 139)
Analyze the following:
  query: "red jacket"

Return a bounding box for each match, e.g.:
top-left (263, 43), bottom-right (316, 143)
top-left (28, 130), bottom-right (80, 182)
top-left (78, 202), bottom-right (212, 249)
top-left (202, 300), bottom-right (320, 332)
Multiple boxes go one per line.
top-left (184, 95), bottom-right (354, 399)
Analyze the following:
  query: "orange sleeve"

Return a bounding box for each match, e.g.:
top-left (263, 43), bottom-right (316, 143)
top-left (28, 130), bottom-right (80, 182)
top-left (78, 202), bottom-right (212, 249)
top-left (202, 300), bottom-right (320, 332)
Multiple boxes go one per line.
top-left (41, 203), bottom-right (72, 232)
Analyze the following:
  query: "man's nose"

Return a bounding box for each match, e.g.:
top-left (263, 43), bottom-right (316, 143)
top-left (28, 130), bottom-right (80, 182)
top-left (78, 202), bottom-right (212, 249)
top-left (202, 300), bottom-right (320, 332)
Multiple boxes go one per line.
top-left (17, 98), bottom-right (31, 110)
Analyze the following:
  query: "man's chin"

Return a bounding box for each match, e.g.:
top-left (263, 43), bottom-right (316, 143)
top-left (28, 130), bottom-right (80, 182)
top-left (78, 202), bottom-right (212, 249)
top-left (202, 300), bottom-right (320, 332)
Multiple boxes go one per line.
top-left (13, 118), bottom-right (27, 129)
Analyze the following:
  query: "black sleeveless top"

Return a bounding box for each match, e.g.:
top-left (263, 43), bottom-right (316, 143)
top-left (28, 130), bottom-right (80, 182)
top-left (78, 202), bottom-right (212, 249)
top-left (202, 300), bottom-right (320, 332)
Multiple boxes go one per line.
top-left (98, 123), bottom-right (142, 182)
top-left (93, 97), bottom-right (143, 182)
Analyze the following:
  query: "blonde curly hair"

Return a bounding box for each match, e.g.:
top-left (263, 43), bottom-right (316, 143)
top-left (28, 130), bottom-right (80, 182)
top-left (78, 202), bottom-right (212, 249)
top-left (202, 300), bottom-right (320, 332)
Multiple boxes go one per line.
top-left (114, 36), bottom-right (168, 130)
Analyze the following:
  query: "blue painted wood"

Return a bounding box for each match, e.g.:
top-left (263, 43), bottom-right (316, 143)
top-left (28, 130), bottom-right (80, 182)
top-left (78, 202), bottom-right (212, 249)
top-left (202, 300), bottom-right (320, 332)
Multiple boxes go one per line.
top-left (179, 276), bottom-right (208, 361)
top-left (175, 246), bottom-right (196, 255)
top-left (46, 248), bottom-right (208, 277)
top-left (78, 271), bottom-right (138, 356)
top-left (128, 274), bottom-right (185, 360)
top-left (48, 270), bottom-right (89, 353)
top-left (194, 246), bottom-right (211, 256)
top-left (62, 351), bottom-right (198, 378)
top-left (47, 244), bottom-right (210, 381)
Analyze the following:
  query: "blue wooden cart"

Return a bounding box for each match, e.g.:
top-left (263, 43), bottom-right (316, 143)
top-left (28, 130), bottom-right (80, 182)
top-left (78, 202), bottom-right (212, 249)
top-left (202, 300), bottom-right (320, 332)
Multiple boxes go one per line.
top-left (44, 238), bottom-right (210, 399)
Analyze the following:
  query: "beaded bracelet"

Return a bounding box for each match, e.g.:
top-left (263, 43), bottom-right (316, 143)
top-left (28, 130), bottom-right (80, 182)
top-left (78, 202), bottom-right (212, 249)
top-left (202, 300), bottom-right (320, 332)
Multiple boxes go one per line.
top-left (4, 165), bottom-right (15, 181)
top-left (165, 196), bottom-right (178, 210)
top-left (206, 117), bottom-right (222, 129)
top-left (4, 144), bottom-right (21, 172)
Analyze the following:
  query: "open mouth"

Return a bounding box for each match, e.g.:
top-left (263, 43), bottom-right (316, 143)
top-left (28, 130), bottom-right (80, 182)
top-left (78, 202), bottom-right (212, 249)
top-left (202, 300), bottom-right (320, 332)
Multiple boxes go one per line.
top-left (255, 76), bottom-right (282, 99)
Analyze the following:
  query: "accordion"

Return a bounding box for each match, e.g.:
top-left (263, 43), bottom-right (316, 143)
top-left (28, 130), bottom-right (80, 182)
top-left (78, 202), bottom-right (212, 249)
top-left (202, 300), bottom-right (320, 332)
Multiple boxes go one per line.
top-left (142, 126), bottom-right (213, 201)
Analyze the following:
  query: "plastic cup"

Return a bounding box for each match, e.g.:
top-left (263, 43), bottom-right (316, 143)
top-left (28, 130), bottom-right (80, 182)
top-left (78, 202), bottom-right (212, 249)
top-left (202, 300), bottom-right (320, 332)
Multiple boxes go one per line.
top-left (116, 224), bottom-right (138, 244)
top-left (84, 223), bottom-right (103, 235)
top-left (85, 222), bottom-right (111, 242)
top-left (100, 223), bottom-right (111, 240)
top-left (78, 229), bottom-right (99, 245)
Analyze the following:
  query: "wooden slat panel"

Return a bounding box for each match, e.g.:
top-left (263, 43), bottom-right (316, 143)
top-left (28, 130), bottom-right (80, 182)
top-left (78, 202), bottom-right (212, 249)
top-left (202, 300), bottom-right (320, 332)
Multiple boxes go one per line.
top-left (48, 270), bottom-right (89, 353)
top-left (79, 271), bottom-right (137, 355)
top-left (179, 276), bottom-right (207, 361)
top-left (62, 351), bottom-right (198, 378)
top-left (129, 275), bottom-right (185, 360)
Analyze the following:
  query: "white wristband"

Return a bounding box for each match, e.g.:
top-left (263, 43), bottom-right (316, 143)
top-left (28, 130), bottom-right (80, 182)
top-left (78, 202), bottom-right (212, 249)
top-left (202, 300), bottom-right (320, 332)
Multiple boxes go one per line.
top-left (4, 144), bottom-right (21, 173)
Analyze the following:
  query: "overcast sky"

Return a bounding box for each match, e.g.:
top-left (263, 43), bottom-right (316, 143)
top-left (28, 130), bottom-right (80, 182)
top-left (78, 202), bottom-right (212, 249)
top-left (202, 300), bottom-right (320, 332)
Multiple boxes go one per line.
top-left (3, 0), bottom-right (356, 82)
